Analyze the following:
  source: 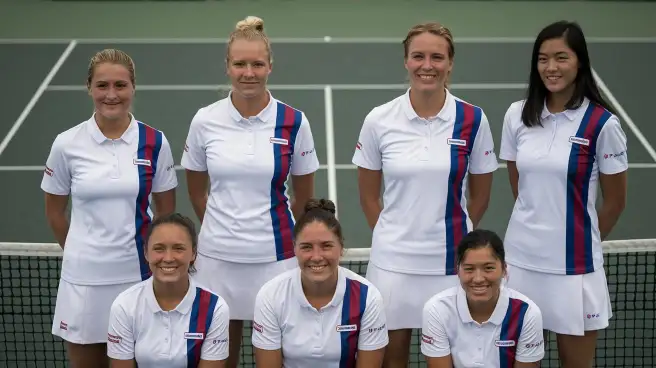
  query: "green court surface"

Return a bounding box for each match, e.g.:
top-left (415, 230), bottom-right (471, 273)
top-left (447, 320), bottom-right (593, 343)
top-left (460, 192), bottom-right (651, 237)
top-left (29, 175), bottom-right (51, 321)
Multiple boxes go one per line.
top-left (0, 40), bottom-right (655, 246)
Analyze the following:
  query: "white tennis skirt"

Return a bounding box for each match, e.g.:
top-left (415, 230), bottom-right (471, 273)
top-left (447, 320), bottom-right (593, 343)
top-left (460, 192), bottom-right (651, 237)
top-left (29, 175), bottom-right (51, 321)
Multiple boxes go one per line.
top-left (193, 253), bottom-right (298, 320)
top-left (366, 263), bottom-right (459, 330)
top-left (505, 263), bottom-right (612, 336)
top-left (52, 278), bottom-right (139, 344)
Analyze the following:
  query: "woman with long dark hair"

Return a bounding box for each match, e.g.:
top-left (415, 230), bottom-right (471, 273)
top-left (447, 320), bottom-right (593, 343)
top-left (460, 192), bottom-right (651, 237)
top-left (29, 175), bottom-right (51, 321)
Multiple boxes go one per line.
top-left (499, 21), bottom-right (628, 367)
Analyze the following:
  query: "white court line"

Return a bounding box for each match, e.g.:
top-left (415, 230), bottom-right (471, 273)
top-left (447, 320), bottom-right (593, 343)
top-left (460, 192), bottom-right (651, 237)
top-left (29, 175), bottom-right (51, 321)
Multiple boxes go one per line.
top-left (3, 163), bottom-right (656, 172)
top-left (324, 86), bottom-right (339, 218)
top-left (0, 40), bottom-right (77, 157)
top-left (2, 37), bottom-right (656, 44)
top-left (592, 68), bottom-right (656, 162)
top-left (46, 83), bottom-right (528, 92)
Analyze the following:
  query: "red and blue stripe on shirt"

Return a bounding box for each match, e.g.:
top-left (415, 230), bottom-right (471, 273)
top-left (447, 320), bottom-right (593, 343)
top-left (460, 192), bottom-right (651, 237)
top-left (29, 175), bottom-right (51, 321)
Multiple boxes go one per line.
top-left (498, 297), bottom-right (529, 368)
top-left (566, 103), bottom-right (611, 275)
top-left (186, 287), bottom-right (220, 367)
top-left (339, 278), bottom-right (369, 368)
top-left (270, 102), bottom-right (302, 261)
top-left (445, 100), bottom-right (482, 275)
top-left (134, 122), bottom-right (162, 281)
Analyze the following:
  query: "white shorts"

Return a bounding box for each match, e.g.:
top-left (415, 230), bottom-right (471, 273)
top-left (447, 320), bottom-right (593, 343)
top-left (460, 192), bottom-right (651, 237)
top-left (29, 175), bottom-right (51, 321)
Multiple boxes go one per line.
top-left (505, 263), bottom-right (612, 336)
top-left (193, 253), bottom-right (298, 320)
top-left (366, 263), bottom-right (459, 330)
top-left (52, 278), bottom-right (138, 344)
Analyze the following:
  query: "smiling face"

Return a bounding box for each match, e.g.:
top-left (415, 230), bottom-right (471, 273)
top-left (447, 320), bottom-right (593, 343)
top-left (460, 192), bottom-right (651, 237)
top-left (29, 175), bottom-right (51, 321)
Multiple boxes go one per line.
top-left (404, 31), bottom-right (453, 94)
top-left (457, 245), bottom-right (505, 304)
top-left (294, 221), bottom-right (342, 285)
top-left (226, 39), bottom-right (272, 100)
top-left (145, 222), bottom-right (196, 284)
top-left (537, 37), bottom-right (580, 97)
top-left (87, 62), bottom-right (134, 121)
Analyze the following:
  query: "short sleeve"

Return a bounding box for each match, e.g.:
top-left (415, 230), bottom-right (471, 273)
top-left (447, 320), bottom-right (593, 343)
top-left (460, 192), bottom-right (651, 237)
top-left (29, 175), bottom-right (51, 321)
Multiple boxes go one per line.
top-left (596, 116), bottom-right (628, 175)
top-left (251, 287), bottom-right (282, 350)
top-left (290, 113), bottom-right (320, 176)
top-left (41, 134), bottom-right (72, 195)
top-left (351, 114), bottom-right (382, 171)
top-left (180, 111), bottom-right (208, 172)
top-left (499, 104), bottom-right (519, 162)
top-left (515, 303), bottom-right (545, 363)
top-left (153, 133), bottom-right (178, 193)
top-left (201, 298), bottom-right (230, 361)
top-left (107, 298), bottom-right (135, 361)
top-left (469, 110), bottom-right (499, 174)
top-left (357, 286), bottom-right (389, 351)
top-left (420, 300), bottom-right (451, 358)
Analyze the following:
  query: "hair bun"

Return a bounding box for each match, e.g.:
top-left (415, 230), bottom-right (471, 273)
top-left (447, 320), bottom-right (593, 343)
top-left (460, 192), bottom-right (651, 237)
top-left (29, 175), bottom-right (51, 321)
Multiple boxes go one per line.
top-left (304, 198), bottom-right (336, 215)
top-left (235, 16), bottom-right (265, 32)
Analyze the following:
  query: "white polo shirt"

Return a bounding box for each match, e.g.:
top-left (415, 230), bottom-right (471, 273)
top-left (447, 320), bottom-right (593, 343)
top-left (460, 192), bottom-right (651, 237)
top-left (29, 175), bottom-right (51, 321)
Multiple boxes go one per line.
top-left (251, 266), bottom-right (389, 368)
top-left (181, 92), bottom-right (320, 263)
top-left (421, 285), bottom-right (544, 367)
top-left (352, 89), bottom-right (498, 275)
top-left (500, 99), bottom-right (628, 275)
top-left (107, 276), bottom-right (229, 367)
top-left (41, 114), bottom-right (178, 285)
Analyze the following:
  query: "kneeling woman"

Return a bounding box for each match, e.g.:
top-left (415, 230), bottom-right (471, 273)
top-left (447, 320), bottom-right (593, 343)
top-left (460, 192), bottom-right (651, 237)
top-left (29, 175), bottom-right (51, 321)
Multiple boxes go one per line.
top-left (107, 213), bottom-right (230, 368)
top-left (252, 199), bottom-right (388, 367)
top-left (421, 229), bottom-right (545, 368)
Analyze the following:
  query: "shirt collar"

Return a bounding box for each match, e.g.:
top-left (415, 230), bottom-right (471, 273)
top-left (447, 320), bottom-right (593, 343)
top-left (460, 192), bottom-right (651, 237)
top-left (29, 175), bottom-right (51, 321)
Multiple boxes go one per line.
top-left (540, 97), bottom-right (590, 122)
top-left (456, 285), bottom-right (510, 325)
top-left (87, 113), bottom-right (138, 144)
top-left (293, 266), bottom-right (347, 310)
top-left (401, 87), bottom-right (454, 123)
top-left (227, 90), bottom-right (276, 124)
top-left (145, 276), bottom-right (198, 315)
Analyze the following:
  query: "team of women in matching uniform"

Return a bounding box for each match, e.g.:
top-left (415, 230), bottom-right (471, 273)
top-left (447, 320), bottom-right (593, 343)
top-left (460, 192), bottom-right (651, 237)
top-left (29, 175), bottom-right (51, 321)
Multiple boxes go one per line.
top-left (41, 13), bottom-right (628, 368)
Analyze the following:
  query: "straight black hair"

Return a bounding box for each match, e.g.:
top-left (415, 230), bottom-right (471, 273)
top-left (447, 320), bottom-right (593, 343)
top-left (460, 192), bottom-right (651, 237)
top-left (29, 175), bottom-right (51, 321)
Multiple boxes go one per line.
top-left (456, 229), bottom-right (505, 268)
top-left (521, 20), bottom-right (616, 127)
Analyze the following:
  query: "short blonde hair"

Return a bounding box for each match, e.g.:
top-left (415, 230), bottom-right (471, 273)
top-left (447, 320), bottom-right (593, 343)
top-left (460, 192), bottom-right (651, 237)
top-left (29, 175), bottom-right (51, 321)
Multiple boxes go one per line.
top-left (226, 16), bottom-right (273, 64)
top-left (86, 48), bottom-right (136, 87)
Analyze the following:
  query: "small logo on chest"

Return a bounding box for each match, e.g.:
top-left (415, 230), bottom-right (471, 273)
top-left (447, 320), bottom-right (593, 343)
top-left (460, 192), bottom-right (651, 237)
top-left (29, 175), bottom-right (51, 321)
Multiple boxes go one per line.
top-left (568, 136), bottom-right (590, 146)
top-left (184, 332), bottom-right (204, 340)
top-left (270, 137), bottom-right (289, 145)
top-left (494, 339), bottom-right (516, 347)
top-left (133, 158), bottom-right (152, 166)
top-left (336, 324), bottom-right (358, 332)
top-left (447, 138), bottom-right (467, 147)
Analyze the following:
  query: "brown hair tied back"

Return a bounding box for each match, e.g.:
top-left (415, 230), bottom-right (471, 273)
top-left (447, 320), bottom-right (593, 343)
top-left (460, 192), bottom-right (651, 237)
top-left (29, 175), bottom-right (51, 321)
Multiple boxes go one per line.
top-left (293, 198), bottom-right (343, 245)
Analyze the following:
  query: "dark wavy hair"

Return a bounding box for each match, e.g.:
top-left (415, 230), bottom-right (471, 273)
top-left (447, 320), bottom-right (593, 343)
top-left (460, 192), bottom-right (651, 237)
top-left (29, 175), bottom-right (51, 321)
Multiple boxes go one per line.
top-left (521, 20), bottom-right (616, 127)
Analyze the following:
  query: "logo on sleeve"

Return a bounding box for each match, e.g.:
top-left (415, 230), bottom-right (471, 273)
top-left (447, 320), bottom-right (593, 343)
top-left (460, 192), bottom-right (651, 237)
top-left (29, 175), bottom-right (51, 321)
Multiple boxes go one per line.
top-left (252, 321), bottom-right (264, 333)
top-left (44, 166), bottom-right (54, 177)
top-left (270, 137), bottom-right (289, 145)
top-left (495, 340), bottom-right (516, 347)
top-left (336, 324), bottom-right (358, 332)
top-left (447, 138), bottom-right (467, 147)
top-left (133, 158), bottom-right (152, 166)
top-left (569, 136), bottom-right (590, 146)
top-left (107, 333), bottom-right (122, 343)
top-left (421, 334), bottom-right (434, 344)
top-left (184, 332), bottom-right (204, 340)
top-left (356, 141), bottom-right (362, 150)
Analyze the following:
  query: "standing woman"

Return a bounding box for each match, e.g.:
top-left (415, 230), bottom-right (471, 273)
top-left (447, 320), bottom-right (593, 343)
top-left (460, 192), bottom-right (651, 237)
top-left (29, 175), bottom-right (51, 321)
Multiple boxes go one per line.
top-left (352, 22), bottom-right (498, 367)
top-left (499, 21), bottom-right (628, 367)
top-left (180, 16), bottom-right (320, 367)
top-left (41, 49), bottom-right (178, 367)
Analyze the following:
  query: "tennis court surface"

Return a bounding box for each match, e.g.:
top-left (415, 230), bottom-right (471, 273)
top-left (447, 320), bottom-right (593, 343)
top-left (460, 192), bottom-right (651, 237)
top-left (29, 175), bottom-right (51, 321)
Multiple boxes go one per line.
top-left (1, 39), bottom-right (655, 367)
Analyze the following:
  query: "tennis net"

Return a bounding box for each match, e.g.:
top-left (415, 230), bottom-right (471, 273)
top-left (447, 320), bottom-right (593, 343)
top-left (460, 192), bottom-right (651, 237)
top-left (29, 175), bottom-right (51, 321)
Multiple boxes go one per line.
top-left (1, 240), bottom-right (654, 367)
